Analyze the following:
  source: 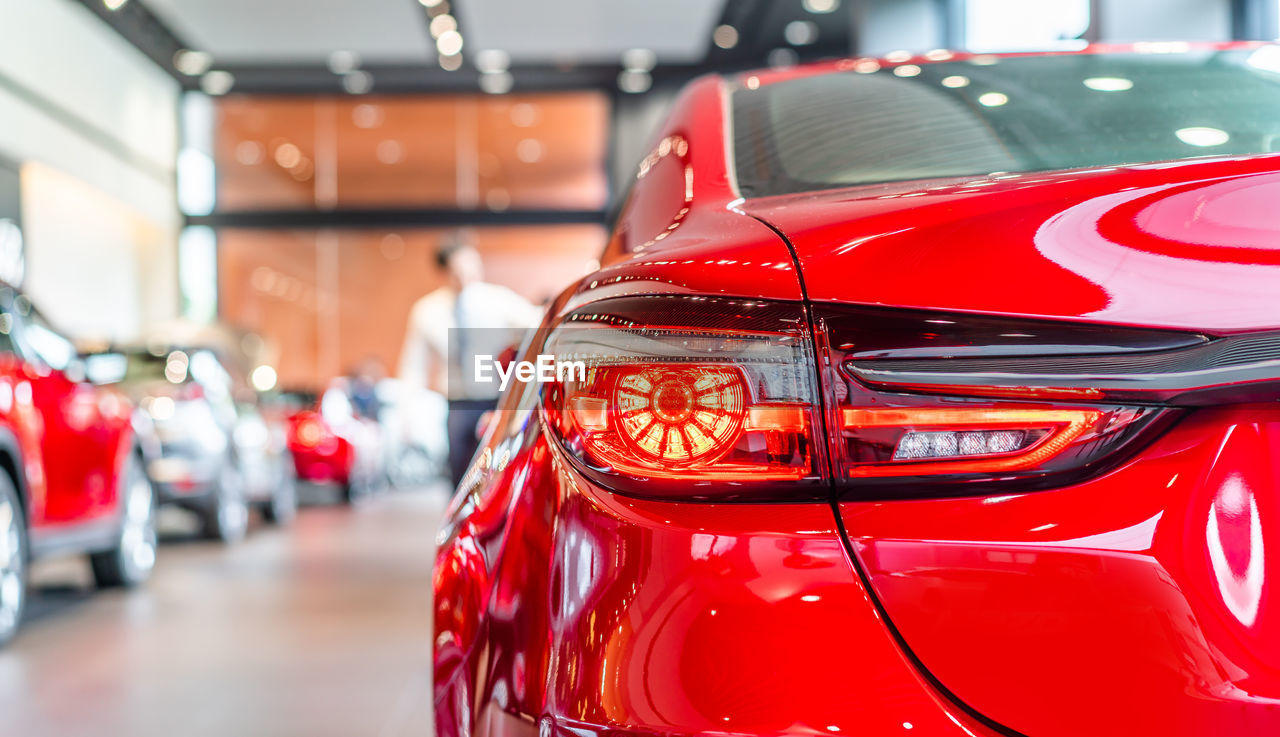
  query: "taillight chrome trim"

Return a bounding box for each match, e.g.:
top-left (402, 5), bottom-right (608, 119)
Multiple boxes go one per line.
top-left (847, 330), bottom-right (1280, 405)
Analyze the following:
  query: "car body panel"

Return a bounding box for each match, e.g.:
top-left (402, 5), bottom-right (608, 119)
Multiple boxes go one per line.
top-left (437, 46), bottom-right (1280, 737)
top-left (0, 292), bottom-right (136, 551)
top-left (595, 76), bottom-right (804, 306)
top-left (434, 374), bottom-right (1003, 737)
top-left (839, 405), bottom-right (1280, 736)
top-left (742, 154), bottom-right (1280, 334)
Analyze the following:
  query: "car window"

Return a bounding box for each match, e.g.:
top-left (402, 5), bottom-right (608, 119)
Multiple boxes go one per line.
top-left (734, 48), bottom-right (1280, 196)
top-left (23, 309), bottom-right (76, 372)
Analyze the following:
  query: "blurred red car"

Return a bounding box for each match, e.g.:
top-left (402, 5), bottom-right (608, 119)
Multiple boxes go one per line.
top-left (0, 288), bottom-right (156, 646)
top-left (284, 382), bottom-right (381, 503)
top-left (435, 45), bottom-right (1280, 737)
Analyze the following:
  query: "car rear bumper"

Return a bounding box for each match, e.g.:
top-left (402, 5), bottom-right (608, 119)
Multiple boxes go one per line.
top-left (432, 433), bottom-right (1002, 737)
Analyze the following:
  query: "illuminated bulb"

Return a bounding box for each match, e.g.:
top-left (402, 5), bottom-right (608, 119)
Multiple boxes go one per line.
top-left (784, 20), bottom-right (818, 46)
top-left (621, 48), bottom-right (657, 72)
top-left (480, 71), bottom-right (513, 94)
top-left (617, 69), bottom-right (651, 94)
top-left (893, 65), bottom-right (922, 78)
top-left (104, 0), bottom-right (128, 10)
top-left (200, 70), bottom-right (235, 96)
top-left (173, 49), bottom-right (212, 76)
top-left (429, 14), bottom-right (456, 38)
top-left (713, 25), bottom-right (739, 49)
top-left (803, 0), bottom-right (839, 12)
top-left (941, 75), bottom-right (970, 88)
top-left (342, 71), bottom-right (373, 94)
top-left (436, 30), bottom-right (464, 56)
top-left (475, 49), bottom-right (510, 74)
top-left (250, 365), bottom-right (277, 392)
top-left (327, 50), bottom-right (361, 74)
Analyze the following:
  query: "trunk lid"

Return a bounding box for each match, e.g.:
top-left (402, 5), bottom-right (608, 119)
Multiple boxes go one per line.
top-left (742, 154), bottom-right (1280, 334)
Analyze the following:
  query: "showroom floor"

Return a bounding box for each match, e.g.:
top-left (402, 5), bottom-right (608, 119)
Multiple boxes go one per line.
top-left (0, 485), bottom-right (445, 737)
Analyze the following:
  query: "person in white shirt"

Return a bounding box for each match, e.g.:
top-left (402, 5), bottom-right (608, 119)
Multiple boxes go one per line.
top-left (398, 236), bottom-right (542, 487)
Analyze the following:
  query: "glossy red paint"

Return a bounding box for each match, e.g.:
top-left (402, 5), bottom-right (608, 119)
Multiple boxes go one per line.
top-left (840, 406), bottom-right (1280, 736)
top-left (742, 154), bottom-right (1280, 334)
top-left (0, 335), bottom-right (137, 541)
top-left (285, 410), bottom-right (354, 485)
top-left (434, 378), bottom-right (1002, 737)
top-left (435, 47), bottom-right (1280, 737)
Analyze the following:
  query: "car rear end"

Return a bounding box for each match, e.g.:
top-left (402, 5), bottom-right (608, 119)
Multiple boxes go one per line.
top-left (120, 349), bottom-right (230, 508)
top-left (436, 45), bottom-right (1280, 737)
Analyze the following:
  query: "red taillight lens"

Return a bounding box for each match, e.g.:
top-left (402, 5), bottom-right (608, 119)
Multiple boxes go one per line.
top-left (540, 299), bottom-right (1198, 501)
top-left (541, 296), bottom-right (825, 500)
top-left (294, 414), bottom-right (326, 448)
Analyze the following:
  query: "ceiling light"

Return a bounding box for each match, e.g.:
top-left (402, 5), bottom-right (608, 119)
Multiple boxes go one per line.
top-left (802, 0), bottom-right (839, 12)
top-left (200, 70), bottom-right (234, 96)
top-left (713, 25), bottom-right (739, 50)
top-left (510, 103), bottom-right (538, 127)
top-left (103, 0), bottom-right (128, 10)
top-left (436, 30), bottom-right (463, 56)
top-left (475, 49), bottom-right (510, 74)
top-left (853, 59), bottom-right (880, 73)
top-left (884, 50), bottom-right (912, 63)
top-left (274, 143), bottom-right (302, 169)
top-left (941, 75), bottom-right (970, 88)
top-left (784, 20), bottom-right (818, 46)
top-left (1083, 76), bottom-right (1134, 92)
top-left (418, 0), bottom-right (444, 6)
top-left (485, 188), bottom-right (511, 212)
top-left (439, 53), bottom-right (463, 71)
top-left (234, 141), bottom-right (263, 165)
top-left (351, 103), bottom-right (383, 129)
top-left (622, 48), bottom-right (657, 72)
top-left (893, 64), bottom-right (922, 77)
top-left (327, 50), bottom-right (361, 74)
top-left (429, 14), bottom-right (456, 38)
top-left (970, 55), bottom-right (1000, 66)
top-left (617, 69), bottom-right (651, 94)
top-left (173, 49), bottom-right (212, 76)
top-left (978, 91), bottom-right (1009, 107)
top-left (250, 365), bottom-right (277, 393)
top-left (342, 71), bottom-right (373, 94)
top-left (516, 138), bottom-right (543, 163)
top-left (479, 71), bottom-right (513, 94)
top-left (1176, 126), bottom-right (1229, 147)
top-left (924, 49), bottom-right (954, 61)
top-left (376, 140), bottom-right (403, 164)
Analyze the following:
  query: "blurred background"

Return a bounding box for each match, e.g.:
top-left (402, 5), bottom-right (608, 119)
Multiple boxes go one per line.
top-left (5, 0), bottom-right (1274, 396)
top-left (3, 1), bottom-right (1280, 735)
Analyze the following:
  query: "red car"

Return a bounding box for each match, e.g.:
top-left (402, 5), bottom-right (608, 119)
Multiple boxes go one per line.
top-left (0, 288), bottom-right (156, 646)
top-left (284, 382), bottom-right (381, 503)
top-left (435, 44), bottom-right (1280, 736)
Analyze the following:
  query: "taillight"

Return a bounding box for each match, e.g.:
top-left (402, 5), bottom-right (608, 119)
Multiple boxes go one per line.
top-left (818, 305), bottom-right (1186, 497)
top-left (294, 413), bottom-right (326, 448)
top-left (541, 296), bottom-right (826, 501)
top-left (539, 299), bottom-right (1220, 501)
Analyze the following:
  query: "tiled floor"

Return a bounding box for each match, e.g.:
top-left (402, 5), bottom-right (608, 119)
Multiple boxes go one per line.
top-left (0, 484), bottom-right (447, 737)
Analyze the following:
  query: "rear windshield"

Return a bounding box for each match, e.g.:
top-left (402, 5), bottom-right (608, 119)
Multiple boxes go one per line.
top-left (733, 48), bottom-right (1280, 197)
